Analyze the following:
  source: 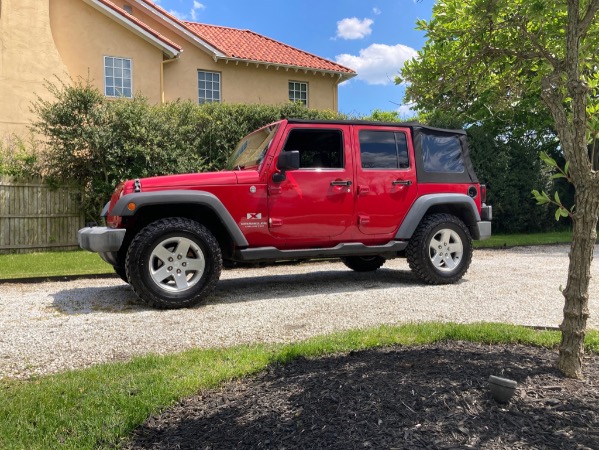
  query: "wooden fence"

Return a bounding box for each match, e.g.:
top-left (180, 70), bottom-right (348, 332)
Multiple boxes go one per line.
top-left (0, 177), bottom-right (84, 253)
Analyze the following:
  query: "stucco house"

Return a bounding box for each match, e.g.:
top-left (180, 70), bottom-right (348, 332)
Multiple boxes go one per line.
top-left (0, 0), bottom-right (356, 137)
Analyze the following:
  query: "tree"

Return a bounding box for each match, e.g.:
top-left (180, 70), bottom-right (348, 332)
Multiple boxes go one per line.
top-left (401, 0), bottom-right (599, 378)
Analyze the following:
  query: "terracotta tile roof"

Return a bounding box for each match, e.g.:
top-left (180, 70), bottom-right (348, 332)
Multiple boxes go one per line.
top-left (95, 0), bottom-right (183, 53)
top-left (184, 22), bottom-right (355, 75)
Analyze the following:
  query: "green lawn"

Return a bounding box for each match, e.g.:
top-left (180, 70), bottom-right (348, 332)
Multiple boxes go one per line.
top-left (0, 251), bottom-right (112, 280)
top-left (473, 230), bottom-right (572, 248)
top-left (1, 322), bottom-right (597, 450)
top-left (0, 231), bottom-right (574, 280)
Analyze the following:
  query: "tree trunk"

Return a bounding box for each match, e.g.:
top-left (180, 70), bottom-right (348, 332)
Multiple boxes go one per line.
top-left (558, 186), bottom-right (599, 378)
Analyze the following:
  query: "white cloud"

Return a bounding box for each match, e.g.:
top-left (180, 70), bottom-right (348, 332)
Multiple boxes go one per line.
top-left (373, 7), bottom-right (382, 15)
top-left (190, 1), bottom-right (205, 21)
top-left (397, 102), bottom-right (417, 119)
top-left (169, 1), bottom-right (205, 21)
top-left (336, 17), bottom-right (374, 40)
top-left (168, 9), bottom-right (184, 19)
top-left (336, 43), bottom-right (418, 85)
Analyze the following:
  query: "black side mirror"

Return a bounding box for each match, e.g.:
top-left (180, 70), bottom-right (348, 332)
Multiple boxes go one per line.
top-left (273, 150), bottom-right (300, 182)
top-left (277, 150), bottom-right (300, 171)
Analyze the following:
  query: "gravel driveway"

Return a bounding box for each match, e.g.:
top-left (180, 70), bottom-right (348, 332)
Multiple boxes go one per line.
top-left (1, 245), bottom-right (598, 379)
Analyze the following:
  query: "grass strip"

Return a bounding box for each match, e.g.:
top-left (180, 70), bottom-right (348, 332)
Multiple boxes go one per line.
top-left (1, 322), bottom-right (598, 450)
top-left (473, 230), bottom-right (572, 248)
top-left (0, 251), bottom-right (112, 280)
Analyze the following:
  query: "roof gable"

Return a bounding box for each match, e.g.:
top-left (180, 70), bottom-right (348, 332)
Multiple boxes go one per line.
top-left (184, 22), bottom-right (355, 78)
top-left (85, 0), bottom-right (356, 79)
top-left (83, 0), bottom-right (182, 57)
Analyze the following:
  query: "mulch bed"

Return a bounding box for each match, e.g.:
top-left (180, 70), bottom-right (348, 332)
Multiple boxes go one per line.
top-left (125, 342), bottom-right (599, 449)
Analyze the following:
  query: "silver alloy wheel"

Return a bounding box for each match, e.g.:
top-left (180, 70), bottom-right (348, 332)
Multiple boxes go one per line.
top-left (428, 228), bottom-right (464, 273)
top-left (148, 237), bottom-right (206, 292)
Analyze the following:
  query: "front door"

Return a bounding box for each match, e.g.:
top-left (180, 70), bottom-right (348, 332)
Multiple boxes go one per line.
top-left (354, 126), bottom-right (418, 236)
top-left (268, 125), bottom-right (354, 244)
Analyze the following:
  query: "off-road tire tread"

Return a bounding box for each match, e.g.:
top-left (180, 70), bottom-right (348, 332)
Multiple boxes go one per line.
top-left (406, 213), bottom-right (472, 285)
top-left (113, 265), bottom-right (128, 283)
top-left (126, 218), bottom-right (222, 309)
top-left (341, 256), bottom-right (386, 272)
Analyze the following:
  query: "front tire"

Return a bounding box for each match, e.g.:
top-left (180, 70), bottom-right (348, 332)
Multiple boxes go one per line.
top-left (126, 218), bottom-right (222, 309)
top-left (113, 265), bottom-right (128, 283)
top-left (341, 255), bottom-right (385, 272)
top-left (406, 213), bottom-right (472, 284)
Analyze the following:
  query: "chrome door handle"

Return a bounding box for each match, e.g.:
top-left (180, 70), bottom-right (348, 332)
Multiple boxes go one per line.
top-left (330, 180), bottom-right (353, 186)
top-left (392, 180), bottom-right (413, 186)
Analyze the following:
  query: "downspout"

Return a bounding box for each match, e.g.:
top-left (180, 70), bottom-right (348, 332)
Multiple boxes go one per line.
top-left (160, 57), bottom-right (178, 104)
top-left (333, 74), bottom-right (344, 112)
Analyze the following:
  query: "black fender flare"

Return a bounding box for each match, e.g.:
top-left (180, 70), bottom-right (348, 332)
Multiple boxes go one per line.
top-left (111, 190), bottom-right (249, 247)
top-left (395, 194), bottom-right (481, 240)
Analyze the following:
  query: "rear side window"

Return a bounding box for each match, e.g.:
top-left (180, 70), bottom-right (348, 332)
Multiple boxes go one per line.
top-left (422, 134), bottom-right (465, 173)
top-left (359, 130), bottom-right (409, 169)
top-left (283, 129), bottom-right (343, 168)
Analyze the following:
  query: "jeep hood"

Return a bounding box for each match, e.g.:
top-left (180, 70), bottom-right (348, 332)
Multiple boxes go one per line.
top-left (132, 171), bottom-right (239, 191)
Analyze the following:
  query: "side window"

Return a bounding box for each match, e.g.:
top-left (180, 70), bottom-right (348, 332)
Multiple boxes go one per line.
top-left (198, 70), bottom-right (221, 104)
top-left (359, 130), bottom-right (409, 169)
top-left (104, 56), bottom-right (132, 98)
top-left (283, 129), bottom-right (343, 169)
top-left (422, 134), bottom-right (465, 173)
top-left (289, 81), bottom-right (308, 106)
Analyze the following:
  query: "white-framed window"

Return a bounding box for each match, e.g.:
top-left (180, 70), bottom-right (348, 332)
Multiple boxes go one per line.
top-left (289, 81), bottom-right (308, 106)
top-left (198, 70), bottom-right (221, 104)
top-left (104, 56), bottom-right (132, 98)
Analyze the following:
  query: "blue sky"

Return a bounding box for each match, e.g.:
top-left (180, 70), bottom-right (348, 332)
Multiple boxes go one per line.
top-left (155, 0), bottom-right (433, 117)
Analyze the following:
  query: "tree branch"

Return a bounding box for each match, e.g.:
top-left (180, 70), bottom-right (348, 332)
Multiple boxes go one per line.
top-left (578, 0), bottom-right (599, 38)
top-left (515, 17), bottom-right (560, 70)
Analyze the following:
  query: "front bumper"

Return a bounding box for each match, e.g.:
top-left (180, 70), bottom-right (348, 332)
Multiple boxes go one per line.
top-left (78, 227), bottom-right (126, 253)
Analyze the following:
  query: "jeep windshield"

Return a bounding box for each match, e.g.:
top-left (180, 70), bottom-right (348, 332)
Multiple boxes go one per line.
top-left (226, 123), bottom-right (280, 170)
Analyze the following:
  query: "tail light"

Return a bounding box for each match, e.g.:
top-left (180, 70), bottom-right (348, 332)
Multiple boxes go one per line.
top-left (480, 184), bottom-right (487, 203)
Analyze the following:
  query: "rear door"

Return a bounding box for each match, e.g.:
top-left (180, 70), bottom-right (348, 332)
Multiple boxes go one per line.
top-left (353, 126), bottom-right (418, 236)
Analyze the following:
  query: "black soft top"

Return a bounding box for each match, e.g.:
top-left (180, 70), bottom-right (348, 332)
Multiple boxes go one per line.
top-left (285, 119), bottom-right (478, 183)
top-left (286, 118), bottom-right (466, 135)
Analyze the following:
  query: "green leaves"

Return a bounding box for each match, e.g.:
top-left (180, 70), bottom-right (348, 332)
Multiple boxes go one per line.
top-left (555, 206), bottom-right (570, 220)
top-left (532, 152), bottom-right (573, 221)
top-left (540, 151), bottom-right (558, 168)
top-left (532, 189), bottom-right (550, 205)
top-left (531, 189), bottom-right (571, 221)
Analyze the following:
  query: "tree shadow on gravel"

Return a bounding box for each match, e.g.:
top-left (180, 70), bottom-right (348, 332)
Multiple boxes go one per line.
top-left (126, 342), bottom-right (599, 450)
top-left (50, 268), bottom-right (429, 314)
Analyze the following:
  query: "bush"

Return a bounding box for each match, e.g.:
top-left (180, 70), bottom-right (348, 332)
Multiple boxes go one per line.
top-left (0, 134), bottom-right (41, 178)
top-left (32, 81), bottom-right (344, 220)
top-left (191, 102), bottom-right (345, 170)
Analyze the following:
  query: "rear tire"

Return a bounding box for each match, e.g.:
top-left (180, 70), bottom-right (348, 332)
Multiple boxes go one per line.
top-left (406, 213), bottom-right (472, 284)
top-left (341, 255), bottom-right (386, 272)
top-left (126, 218), bottom-right (222, 309)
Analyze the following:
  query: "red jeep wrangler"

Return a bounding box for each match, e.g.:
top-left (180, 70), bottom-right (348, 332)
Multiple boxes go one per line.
top-left (79, 119), bottom-right (492, 309)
